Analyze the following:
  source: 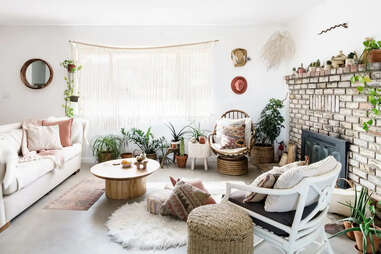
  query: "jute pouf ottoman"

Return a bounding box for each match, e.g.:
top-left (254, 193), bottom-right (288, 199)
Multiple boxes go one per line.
top-left (187, 203), bottom-right (253, 254)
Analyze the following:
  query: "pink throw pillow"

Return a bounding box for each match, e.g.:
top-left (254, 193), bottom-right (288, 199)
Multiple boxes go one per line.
top-left (42, 118), bottom-right (73, 147)
top-left (169, 176), bottom-right (216, 204)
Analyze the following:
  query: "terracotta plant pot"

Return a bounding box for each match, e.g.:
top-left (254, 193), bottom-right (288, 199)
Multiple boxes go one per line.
top-left (199, 136), bottom-right (206, 144)
top-left (97, 152), bottom-right (114, 163)
top-left (67, 64), bottom-right (76, 73)
top-left (368, 49), bottom-right (381, 63)
top-left (146, 153), bottom-right (157, 160)
top-left (120, 152), bottom-right (133, 159)
top-left (251, 145), bottom-right (274, 164)
top-left (343, 221), bottom-right (355, 241)
top-left (176, 154), bottom-right (188, 168)
top-left (354, 229), bottom-right (381, 253)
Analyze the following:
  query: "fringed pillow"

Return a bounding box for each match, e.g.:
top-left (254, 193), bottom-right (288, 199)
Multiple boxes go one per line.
top-left (161, 181), bottom-right (210, 221)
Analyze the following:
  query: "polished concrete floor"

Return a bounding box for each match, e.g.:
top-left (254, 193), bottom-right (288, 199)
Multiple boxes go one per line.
top-left (0, 160), bottom-right (354, 254)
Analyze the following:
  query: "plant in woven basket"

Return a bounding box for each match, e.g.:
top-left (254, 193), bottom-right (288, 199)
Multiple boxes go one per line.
top-left (252, 98), bottom-right (284, 164)
top-left (92, 135), bottom-right (123, 162)
top-left (331, 186), bottom-right (381, 254)
top-left (125, 127), bottom-right (166, 160)
top-left (176, 137), bottom-right (188, 168)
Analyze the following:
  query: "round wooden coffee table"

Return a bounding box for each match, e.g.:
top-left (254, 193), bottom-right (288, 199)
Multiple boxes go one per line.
top-left (90, 158), bottom-right (160, 200)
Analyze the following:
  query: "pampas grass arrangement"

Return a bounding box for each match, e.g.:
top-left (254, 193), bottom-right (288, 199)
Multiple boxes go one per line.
top-left (261, 31), bottom-right (295, 70)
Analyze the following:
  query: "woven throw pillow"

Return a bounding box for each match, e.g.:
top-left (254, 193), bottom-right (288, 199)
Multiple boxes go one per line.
top-left (26, 125), bottom-right (63, 151)
top-left (168, 176), bottom-right (216, 204)
top-left (161, 181), bottom-right (210, 221)
top-left (42, 118), bottom-right (73, 147)
top-left (265, 156), bottom-right (338, 212)
top-left (220, 123), bottom-right (246, 149)
top-left (244, 160), bottom-right (309, 203)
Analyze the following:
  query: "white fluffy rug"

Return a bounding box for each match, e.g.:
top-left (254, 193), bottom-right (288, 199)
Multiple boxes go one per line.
top-left (106, 181), bottom-right (243, 250)
top-left (106, 201), bottom-right (187, 250)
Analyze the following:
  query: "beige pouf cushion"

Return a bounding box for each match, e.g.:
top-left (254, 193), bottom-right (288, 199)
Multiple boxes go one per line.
top-left (187, 203), bottom-right (253, 254)
top-left (146, 190), bottom-right (171, 215)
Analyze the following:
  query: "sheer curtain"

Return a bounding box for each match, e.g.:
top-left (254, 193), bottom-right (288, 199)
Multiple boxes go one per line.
top-left (71, 42), bottom-right (215, 158)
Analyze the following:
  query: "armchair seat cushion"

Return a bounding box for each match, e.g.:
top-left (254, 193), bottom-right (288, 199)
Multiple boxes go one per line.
top-left (228, 191), bottom-right (318, 237)
top-left (210, 142), bottom-right (247, 156)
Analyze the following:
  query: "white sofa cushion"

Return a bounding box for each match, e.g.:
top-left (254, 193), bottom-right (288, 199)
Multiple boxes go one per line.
top-left (265, 156), bottom-right (338, 212)
top-left (59, 143), bottom-right (82, 162)
top-left (3, 158), bottom-right (55, 195)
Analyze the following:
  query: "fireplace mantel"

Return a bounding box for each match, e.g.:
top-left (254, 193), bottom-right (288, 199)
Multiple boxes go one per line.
top-left (285, 63), bottom-right (381, 196)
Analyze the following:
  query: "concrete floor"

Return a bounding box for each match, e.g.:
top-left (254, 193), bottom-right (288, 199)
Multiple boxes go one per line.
top-left (0, 160), bottom-right (354, 254)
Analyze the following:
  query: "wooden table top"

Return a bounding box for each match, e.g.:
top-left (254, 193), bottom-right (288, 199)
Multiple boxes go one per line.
top-left (90, 158), bottom-right (160, 181)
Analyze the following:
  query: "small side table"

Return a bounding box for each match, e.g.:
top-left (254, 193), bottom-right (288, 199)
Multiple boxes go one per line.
top-left (188, 141), bottom-right (211, 171)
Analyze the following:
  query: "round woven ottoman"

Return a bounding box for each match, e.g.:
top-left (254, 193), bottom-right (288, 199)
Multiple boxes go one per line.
top-left (187, 203), bottom-right (253, 254)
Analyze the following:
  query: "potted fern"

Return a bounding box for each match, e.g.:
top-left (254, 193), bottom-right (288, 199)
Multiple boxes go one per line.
top-left (125, 127), bottom-right (165, 160)
top-left (92, 135), bottom-right (123, 162)
top-left (252, 98), bottom-right (284, 164)
top-left (175, 137), bottom-right (187, 168)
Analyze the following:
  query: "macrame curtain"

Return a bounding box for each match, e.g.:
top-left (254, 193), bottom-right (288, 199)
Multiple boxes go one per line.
top-left (70, 41), bottom-right (215, 157)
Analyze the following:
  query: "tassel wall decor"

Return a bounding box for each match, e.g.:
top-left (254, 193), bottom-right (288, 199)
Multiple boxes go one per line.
top-left (261, 31), bottom-right (295, 70)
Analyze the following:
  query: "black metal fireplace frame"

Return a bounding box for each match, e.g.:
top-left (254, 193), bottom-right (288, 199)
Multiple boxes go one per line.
top-left (301, 129), bottom-right (350, 188)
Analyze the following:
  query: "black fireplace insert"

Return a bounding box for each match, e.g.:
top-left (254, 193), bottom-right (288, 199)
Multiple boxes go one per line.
top-left (301, 129), bottom-right (349, 188)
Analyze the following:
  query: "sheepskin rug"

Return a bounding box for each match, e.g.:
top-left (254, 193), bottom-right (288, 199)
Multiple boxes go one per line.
top-left (106, 201), bottom-right (187, 250)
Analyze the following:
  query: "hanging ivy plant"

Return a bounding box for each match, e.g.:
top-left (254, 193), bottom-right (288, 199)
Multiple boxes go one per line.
top-left (351, 74), bottom-right (381, 131)
top-left (61, 60), bottom-right (82, 117)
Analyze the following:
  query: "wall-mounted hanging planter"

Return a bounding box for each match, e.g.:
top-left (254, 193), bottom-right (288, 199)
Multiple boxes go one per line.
top-left (231, 76), bottom-right (247, 94)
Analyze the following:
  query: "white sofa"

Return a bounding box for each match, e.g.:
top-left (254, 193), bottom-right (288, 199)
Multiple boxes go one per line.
top-left (0, 118), bottom-right (86, 232)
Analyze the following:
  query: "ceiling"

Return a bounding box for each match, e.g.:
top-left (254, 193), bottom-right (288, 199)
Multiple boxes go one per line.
top-left (0, 0), bottom-right (322, 26)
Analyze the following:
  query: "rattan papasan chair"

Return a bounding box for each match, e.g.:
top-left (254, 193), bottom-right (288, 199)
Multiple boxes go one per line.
top-left (208, 109), bottom-right (255, 175)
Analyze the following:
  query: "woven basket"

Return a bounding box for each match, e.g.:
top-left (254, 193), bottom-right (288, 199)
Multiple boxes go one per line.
top-left (187, 203), bottom-right (253, 254)
top-left (251, 145), bottom-right (274, 164)
top-left (217, 156), bottom-right (248, 176)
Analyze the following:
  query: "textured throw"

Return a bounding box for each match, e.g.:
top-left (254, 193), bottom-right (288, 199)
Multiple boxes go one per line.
top-left (45, 177), bottom-right (104, 210)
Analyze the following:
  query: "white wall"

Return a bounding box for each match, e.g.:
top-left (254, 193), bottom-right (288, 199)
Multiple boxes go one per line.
top-left (0, 25), bottom-right (290, 143)
top-left (288, 0), bottom-right (381, 69)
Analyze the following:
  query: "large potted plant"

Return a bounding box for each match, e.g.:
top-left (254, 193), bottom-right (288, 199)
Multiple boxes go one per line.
top-left (252, 98), bottom-right (284, 164)
top-left (331, 186), bottom-right (381, 254)
top-left (175, 137), bottom-right (188, 168)
top-left (165, 122), bottom-right (189, 149)
top-left (92, 135), bottom-right (123, 162)
top-left (361, 38), bottom-right (381, 63)
top-left (125, 127), bottom-right (165, 160)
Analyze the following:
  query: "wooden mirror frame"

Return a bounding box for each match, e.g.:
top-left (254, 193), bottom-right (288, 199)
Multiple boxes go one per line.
top-left (20, 58), bottom-right (54, 89)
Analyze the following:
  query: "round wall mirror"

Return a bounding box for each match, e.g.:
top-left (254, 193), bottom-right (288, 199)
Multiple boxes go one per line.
top-left (20, 59), bottom-right (53, 89)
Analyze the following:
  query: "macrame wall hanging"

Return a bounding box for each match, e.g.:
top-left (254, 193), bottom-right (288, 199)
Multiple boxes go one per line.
top-left (261, 31), bottom-right (295, 70)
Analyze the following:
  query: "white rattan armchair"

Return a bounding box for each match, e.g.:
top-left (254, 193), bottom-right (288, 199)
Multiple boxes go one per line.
top-left (224, 162), bottom-right (341, 254)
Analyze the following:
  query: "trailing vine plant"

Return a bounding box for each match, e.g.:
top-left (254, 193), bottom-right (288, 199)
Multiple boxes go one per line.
top-left (61, 60), bottom-right (82, 117)
top-left (351, 74), bottom-right (381, 131)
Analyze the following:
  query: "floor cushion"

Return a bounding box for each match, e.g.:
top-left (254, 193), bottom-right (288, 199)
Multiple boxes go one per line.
top-left (229, 191), bottom-right (317, 236)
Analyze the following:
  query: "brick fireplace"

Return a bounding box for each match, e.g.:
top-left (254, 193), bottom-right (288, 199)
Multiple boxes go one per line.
top-left (285, 64), bottom-right (381, 195)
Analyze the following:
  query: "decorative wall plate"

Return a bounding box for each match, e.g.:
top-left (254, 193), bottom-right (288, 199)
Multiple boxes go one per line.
top-left (231, 48), bottom-right (248, 67)
top-left (231, 76), bottom-right (247, 94)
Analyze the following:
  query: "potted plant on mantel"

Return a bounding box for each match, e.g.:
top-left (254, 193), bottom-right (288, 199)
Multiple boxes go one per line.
top-left (92, 135), bottom-right (123, 162)
top-left (175, 137), bottom-right (188, 168)
top-left (361, 38), bottom-right (381, 63)
top-left (125, 127), bottom-right (165, 160)
top-left (252, 98), bottom-right (285, 164)
top-left (331, 186), bottom-right (381, 254)
top-left (165, 122), bottom-right (189, 149)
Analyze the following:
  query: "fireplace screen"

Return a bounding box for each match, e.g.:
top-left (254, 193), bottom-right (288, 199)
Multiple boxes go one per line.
top-left (301, 129), bottom-right (349, 188)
